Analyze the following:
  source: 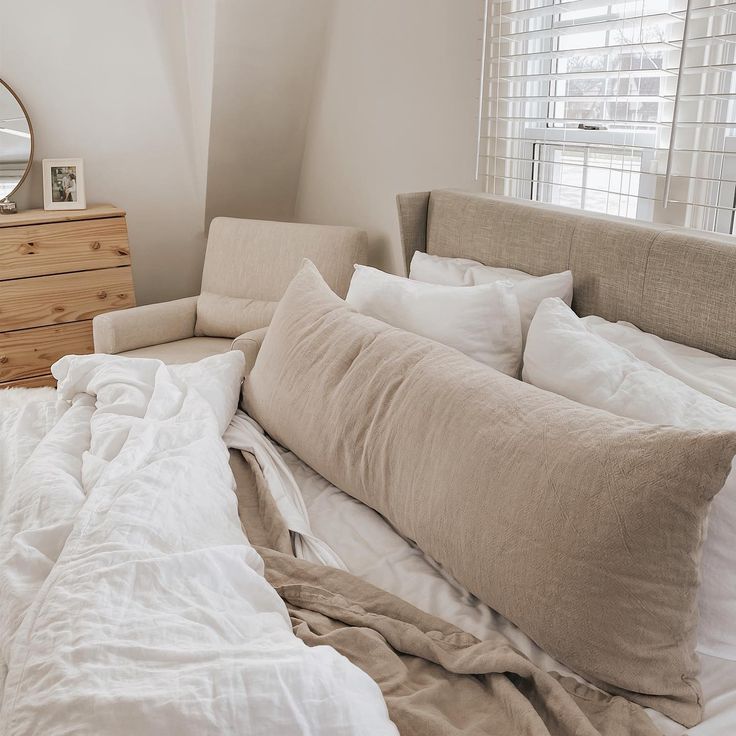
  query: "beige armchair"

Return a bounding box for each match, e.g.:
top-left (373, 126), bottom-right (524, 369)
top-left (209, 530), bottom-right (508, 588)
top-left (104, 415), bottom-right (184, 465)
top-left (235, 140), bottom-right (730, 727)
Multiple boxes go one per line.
top-left (93, 217), bottom-right (367, 372)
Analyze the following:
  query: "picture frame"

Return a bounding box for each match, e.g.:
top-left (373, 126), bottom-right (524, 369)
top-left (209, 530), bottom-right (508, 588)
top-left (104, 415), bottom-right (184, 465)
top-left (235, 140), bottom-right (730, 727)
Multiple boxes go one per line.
top-left (42, 158), bottom-right (86, 210)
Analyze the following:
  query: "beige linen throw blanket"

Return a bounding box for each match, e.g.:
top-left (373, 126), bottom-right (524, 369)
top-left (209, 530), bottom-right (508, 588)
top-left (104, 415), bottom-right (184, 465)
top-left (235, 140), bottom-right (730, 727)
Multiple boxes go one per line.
top-left (231, 451), bottom-right (661, 736)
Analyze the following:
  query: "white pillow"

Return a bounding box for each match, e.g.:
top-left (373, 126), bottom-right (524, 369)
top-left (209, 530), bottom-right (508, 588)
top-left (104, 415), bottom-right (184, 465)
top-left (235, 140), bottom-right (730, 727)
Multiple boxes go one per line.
top-left (408, 252), bottom-right (482, 286)
top-left (409, 251), bottom-right (573, 340)
top-left (582, 315), bottom-right (736, 411)
top-left (523, 297), bottom-right (736, 660)
top-left (346, 265), bottom-right (522, 376)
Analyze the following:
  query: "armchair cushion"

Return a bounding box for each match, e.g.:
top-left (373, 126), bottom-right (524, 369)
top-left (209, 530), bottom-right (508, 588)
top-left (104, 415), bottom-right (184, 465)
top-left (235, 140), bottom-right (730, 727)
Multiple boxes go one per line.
top-left (119, 337), bottom-right (233, 364)
top-left (194, 292), bottom-right (277, 338)
top-left (231, 326), bottom-right (268, 375)
top-left (93, 296), bottom-right (198, 355)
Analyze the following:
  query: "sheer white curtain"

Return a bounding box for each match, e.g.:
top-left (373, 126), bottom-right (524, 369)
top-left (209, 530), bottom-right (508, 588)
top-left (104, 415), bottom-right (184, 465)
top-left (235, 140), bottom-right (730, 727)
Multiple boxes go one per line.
top-left (480, 0), bottom-right (736, 233)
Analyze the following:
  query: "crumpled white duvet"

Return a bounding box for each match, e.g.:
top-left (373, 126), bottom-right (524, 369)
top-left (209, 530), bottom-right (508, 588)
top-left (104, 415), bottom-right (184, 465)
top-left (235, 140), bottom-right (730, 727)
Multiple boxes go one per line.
top-left (0, 352), bottom-right (396, 736)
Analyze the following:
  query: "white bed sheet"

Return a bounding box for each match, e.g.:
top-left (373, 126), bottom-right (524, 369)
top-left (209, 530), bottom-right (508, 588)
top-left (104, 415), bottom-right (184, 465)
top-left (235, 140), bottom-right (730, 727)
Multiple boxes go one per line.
top-left (280, 445), bottom-right (736, 736)
top-left (5, 386), bottom-right (736, 734)
top-left (0, 363), bottom-right (396, 736)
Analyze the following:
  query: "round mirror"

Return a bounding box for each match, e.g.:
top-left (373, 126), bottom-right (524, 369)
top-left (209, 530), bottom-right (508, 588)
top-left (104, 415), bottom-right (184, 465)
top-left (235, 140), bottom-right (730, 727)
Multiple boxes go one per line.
top-left (0, 79), bottom-right (33, 201)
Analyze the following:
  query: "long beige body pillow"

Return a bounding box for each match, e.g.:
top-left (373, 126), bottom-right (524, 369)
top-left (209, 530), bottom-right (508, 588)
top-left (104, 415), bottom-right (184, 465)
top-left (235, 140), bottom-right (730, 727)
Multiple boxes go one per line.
top-left (243, 260), bottom-right (736, 727)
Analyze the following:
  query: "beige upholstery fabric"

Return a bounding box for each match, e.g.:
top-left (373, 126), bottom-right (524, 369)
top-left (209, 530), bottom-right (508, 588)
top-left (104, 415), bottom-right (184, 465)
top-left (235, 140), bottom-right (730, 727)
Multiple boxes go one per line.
top-left (639, 230), bottom-right (736, 355)
top-left (93, 218), bottom-right (367, 353)
top-left (194, 292), bottom-right (277, 339)
top-left (233, 450), bottom-right (662, 736)
top-left (397, 189), bottom-right (736, 358)
top-left (231, 327), bottom-right (268, 375)
top-left (93, 296), bottom-right (198, 355)
top-left (120, 336), bottom-right (232, 364)
top-left (194, 217), bottom-right (367, 337)
top-left (395, 191), bottom-right (430, 276)
top-left (243, 261), bottom-right (736, 727)
top-left (426, 191), bottom-right (575, 276)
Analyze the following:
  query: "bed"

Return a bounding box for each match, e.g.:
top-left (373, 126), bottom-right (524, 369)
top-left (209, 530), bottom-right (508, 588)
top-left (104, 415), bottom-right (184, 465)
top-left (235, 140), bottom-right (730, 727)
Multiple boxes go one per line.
top-left (396, 189), bottom-right (736, 359)
top-left (394, 189), bottom-right (736, 734)
top-left (300, 189), bottom-right (736, 734)
top-left (2, 189), bottom-right (736, 735)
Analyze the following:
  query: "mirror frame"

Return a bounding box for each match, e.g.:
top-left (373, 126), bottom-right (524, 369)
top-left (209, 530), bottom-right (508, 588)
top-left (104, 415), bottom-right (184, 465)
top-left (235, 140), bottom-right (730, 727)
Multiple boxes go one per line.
top-left (0, 78), bottom-right (34, 202)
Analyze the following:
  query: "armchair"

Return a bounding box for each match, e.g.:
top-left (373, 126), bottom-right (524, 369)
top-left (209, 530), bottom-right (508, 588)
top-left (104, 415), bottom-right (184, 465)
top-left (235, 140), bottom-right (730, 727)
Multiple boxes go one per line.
top-left (93, 217), bottom-right (367, 372)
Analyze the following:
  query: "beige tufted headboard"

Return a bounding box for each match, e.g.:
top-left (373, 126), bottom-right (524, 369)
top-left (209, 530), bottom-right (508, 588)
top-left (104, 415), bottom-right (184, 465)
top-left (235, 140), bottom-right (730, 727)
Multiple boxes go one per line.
top-left (397, 189), bottom-right (736, 359)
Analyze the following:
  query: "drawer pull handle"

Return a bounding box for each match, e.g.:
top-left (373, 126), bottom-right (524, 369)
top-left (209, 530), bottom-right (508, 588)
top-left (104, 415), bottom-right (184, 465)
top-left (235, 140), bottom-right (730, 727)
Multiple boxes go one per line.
top-left (97, 290), bottom-right (108, 300)
top-left (0, 356), bottom-right (8, 364)
top-left (91, 241), bottom-right (101, 250)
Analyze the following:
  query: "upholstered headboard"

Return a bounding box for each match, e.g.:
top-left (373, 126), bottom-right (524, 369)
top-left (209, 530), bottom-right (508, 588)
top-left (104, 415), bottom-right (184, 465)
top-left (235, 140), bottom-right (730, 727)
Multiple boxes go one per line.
top-left (397, 189), bottom-right (736, 359)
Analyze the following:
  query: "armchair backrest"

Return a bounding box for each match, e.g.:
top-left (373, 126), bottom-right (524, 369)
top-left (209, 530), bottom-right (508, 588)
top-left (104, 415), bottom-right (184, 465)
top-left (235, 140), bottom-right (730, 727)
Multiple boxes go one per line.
top-left (202, 217), bottom-right (366, 299)
top-left (195, 217), bottom-right (367, 339)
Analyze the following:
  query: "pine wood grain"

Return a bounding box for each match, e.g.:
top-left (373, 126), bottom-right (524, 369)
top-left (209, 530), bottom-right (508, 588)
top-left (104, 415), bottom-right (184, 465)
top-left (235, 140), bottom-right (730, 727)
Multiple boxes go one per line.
top-left (1, 374), bottom-right (56, 389)
top-left (0, 321), bottom-right (94, 382)
top-left (0, 267), bottom-right (135, 331)
top-left (0, 204), bottom-right (125, 229)
top-left (0, 218), bottom-right (131, 280)
top-left (0, 207), bottom-right (134, 385)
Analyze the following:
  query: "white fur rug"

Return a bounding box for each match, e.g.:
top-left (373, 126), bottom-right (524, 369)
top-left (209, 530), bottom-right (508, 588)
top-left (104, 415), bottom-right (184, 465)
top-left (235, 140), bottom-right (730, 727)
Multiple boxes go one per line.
top-left (0, 386), bottom-right (57, 411)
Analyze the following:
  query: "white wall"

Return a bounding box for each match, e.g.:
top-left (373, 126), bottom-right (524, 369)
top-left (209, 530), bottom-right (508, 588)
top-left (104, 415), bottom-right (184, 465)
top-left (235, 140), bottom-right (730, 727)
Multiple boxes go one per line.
top-left (0, 0), bottom-right (214, 304)
top-left (296, 0), bottom-right (483, 273)
top-left (0, 1), bottom-right (482, 301)
top-left (205, 0), bottom-right (332, 225)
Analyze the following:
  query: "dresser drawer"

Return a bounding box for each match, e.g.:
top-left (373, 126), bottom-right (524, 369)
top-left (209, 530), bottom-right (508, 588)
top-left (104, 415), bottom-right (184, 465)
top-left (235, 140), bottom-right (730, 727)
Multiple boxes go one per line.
top-left (0, 321), bottom-right (94, 382)
top-left (0, 217), bottom-right (130, 280)
top-left (0, 267), bottom-right (135, 331)
top-left (1, 374), bottom-right (57, 389)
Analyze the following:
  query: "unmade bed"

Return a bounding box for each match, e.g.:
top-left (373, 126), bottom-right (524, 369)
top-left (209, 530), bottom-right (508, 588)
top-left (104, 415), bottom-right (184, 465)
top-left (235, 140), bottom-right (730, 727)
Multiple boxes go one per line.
top-left (3, 189), bottom-right (736, 735)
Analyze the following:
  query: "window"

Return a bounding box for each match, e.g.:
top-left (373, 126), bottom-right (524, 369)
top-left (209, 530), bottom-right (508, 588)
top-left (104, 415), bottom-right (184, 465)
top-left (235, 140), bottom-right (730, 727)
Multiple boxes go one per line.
top-left (533, 143), bottom-right (645, 217)
top-left (480, 0), bottom-right (736, 233)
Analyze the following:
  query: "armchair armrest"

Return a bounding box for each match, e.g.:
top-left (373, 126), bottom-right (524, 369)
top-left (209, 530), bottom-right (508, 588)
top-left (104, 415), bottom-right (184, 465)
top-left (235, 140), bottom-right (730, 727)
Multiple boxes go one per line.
top-left (93, 296), bottom-right (199, 354)
top-left (231, 326), bottom-right (268, 374)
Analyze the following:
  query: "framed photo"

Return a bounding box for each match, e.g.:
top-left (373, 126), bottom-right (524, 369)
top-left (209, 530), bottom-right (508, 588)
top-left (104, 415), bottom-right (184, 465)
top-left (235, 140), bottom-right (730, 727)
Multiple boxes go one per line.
top-left (42, 158), bottom-right (86, 210)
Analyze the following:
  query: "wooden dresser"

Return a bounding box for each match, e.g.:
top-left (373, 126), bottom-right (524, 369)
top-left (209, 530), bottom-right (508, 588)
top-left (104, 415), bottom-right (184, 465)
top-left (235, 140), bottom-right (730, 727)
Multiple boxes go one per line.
top-left (0, 205), bottom-right (135, 388)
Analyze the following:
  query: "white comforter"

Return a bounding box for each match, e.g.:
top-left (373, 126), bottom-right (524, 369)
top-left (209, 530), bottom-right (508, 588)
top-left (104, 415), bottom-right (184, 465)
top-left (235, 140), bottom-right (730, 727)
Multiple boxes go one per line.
top-left (0, 353), bottom-right (396, 736)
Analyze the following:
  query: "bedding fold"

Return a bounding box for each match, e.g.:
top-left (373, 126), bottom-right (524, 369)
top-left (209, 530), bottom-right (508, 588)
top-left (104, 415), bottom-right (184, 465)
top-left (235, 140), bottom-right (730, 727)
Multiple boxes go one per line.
top-left (224, 410), bottom-right (347, 569)
top-left (243, 259), bottom-right (736, 726)
top-left (0, 352), bottom-right (396, 736)
top-left (1, 358), bottom-right (667, 735)
top-left (0, 394), bottom-right (93, 663)
top-left (232, 449), bottom-right (663, 736)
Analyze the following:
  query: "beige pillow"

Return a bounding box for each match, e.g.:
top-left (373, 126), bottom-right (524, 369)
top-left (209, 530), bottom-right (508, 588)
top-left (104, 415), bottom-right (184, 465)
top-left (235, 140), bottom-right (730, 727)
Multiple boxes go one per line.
top-left (243, 260), bottom-right (736, 727)
top-left (194, 291), bottom-right (277, 338)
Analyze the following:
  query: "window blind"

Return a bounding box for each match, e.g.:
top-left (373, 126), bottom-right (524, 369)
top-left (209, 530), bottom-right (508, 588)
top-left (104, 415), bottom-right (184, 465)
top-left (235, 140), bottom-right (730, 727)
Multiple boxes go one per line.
top-left (480, 0), bottom-right (736, 233)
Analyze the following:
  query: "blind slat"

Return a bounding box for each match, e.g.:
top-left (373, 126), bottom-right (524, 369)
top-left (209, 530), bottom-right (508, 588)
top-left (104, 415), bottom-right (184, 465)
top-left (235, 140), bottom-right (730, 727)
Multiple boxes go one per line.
top-left (496, 13), bottom-right (682, 43)
top-left (481, 152), bottom-right (736, 183)
top-left (485, 116), bottom-right (671, 127)
top-left (483, 0), bottom-right (736, 233)
top-left (483, 135), bottom-right (736, 157)
top-left (491, 0), bottom-right (681, 23)
top-left (482, 172), bottom-right (736, 212)
top-left (493, 68), bottom-right (676, 82)
top-left (497, 40), bottom-right (676, 63)
top-left (489, 116), bottom-right (736, 128)
top-left (496, 94), bottom-right (668, 101)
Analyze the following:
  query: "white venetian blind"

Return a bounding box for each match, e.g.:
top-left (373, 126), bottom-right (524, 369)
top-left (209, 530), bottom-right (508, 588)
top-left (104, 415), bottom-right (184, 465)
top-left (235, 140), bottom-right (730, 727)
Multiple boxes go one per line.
top-left (480, 0), bottom-right (736, 233)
